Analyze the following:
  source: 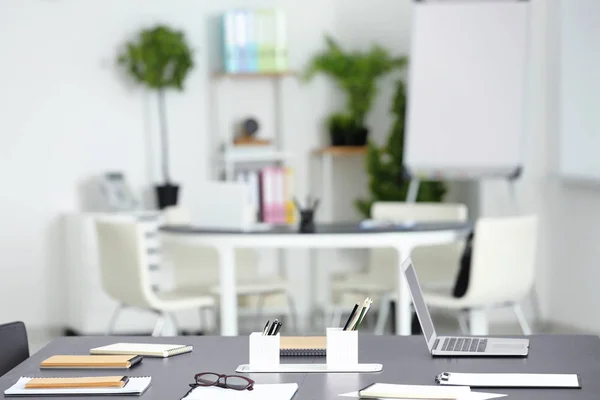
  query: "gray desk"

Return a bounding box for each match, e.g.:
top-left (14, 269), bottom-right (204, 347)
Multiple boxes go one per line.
top-left (1, 335), bottom-right (599, 399)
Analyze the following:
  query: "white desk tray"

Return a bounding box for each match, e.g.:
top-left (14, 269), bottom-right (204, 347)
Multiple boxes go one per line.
top-left (236, 363), bottom-right (383, 373)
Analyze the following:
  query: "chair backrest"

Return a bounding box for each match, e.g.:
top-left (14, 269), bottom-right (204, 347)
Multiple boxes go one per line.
top-left (161, 207), bottom-right (259, 287)
top-left (0, 321), bottom-right (29, 377)
top-left (463, 215), bottom-right (538, 305)
top-left (163, 206), bottom-right (191, 225)
top-left (368, 202), bottom-right (468, 282)
top-left (95, 220), bottom-right (153, 309)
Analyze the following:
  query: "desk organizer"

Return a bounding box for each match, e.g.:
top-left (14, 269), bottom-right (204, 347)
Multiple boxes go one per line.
top-left (326, 327), bottom-right (357, 366)
top-left (248, 332), bottom-right (280, 368)
top-left (237, 328), bottom-right (382, 373)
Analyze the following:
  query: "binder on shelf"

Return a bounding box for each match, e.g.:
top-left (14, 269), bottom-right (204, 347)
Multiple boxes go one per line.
top-left (248, 170), bottom-right (260, 223)
top-left (245, 10), bottom-right (258, 72)
top-left (257, 9), bottom-right (276, 72)
top-left (273, 167), bottom-right (286, 223)
top-left (259, 167), bottom-right (275, 223)
top-left (284, 167), bottom-right (295, 224)
top-left (220, 11), bottom-right (238, 73)
top-left (234, 10), bottom-right (249, 72)
top-left (274, 9), bottom-right (288, 71)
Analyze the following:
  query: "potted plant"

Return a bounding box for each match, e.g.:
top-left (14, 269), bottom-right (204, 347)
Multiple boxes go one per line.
top-left (355, 79), bottom-right (447, 217)
top-left (303, 35), bottom-right (406, 146)
top-left (117, 25), bottom-right (194, 209)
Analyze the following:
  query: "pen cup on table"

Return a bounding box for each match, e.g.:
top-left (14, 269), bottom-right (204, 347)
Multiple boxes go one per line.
top-left (326, 327), bottom-right (358, 366)
top-left (249, 332), bottom-right (280, 367)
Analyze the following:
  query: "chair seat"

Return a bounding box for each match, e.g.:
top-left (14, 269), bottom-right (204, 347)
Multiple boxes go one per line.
top-left (154, 290), bottom-right (215, 311)
top-left (424, 289), bottom-right (513, 310)
top-left (332, 275), bottom-right (394, 294)
top-left (209, 277), bottom-right (289, 296)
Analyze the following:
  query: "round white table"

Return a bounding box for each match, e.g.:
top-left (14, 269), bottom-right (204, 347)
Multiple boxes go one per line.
top-left (160, 222), bottom-right (470, 336)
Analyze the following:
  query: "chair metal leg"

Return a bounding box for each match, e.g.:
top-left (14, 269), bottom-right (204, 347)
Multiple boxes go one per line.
top-left (106, 304), bottom-right (124, 335)
top-left (285, 292), bottom-right (298, 334)
top-left (331, 306), bottom-right (344, 328)
top-left (513, 303), bottom-right (532, 335)
top-left (199, 307), bottom-right (213, 334)
top-left (169, 313), bottom-right (180, 336)
top-left (255, 294), bottom-right (266, 331)
top-left (374, 293), bottom-right (393, 335)
top-left (457, 312), bottom-right (469, 334)
top-left (529, 285), bottom-right (542, 331)
top-left (152, 312), bottom-right (166, 337)
top-left (468, 309), bottom-right (489, 335)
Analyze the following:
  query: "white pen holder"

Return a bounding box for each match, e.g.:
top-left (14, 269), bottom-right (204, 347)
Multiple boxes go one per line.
top-left (249, 332), bottom-right (280, 367)
top-left (326, 327), bottom-right (358, 366)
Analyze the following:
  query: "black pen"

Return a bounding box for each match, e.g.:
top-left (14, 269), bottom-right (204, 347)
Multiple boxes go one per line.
top-left (343, 303), bottom-right (360, 331)
top-left (273, 321), bottom-right (283, 335)
top-left (268, 319), bottom-right (279, 335)
top-left (262, 320), bottom-right (270, 336)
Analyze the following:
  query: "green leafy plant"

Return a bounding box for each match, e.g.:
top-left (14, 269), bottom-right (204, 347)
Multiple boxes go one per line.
top-left (356, 79), bottom-right (447, 217)
top-left (117, 25), bottom-right (194, 183)
top-left (303, 35), bottom-right (406, 136)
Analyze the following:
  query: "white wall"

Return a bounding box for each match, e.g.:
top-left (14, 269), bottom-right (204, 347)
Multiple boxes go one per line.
top-left (0, 0), bottom-right (337, 330)
top-left (541, 0), bottom-right (600, 333)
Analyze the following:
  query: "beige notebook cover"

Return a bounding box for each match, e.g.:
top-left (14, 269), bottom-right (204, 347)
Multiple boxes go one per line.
top-left (280, 336), bottom-right (326, 356)
top-left (90, 343), bottom-right (192, 358)
top-left (40, 355), bottom-right (141, 369)
top-left (25, 376), bottom-right (128, 389)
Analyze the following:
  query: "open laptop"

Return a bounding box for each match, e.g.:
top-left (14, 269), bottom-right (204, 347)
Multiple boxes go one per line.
top-left (402, 257), bottom-right (529, 357)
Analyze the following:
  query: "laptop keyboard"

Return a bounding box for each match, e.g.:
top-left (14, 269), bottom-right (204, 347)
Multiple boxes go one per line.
top-left (442, 337), bottom-right (488, 352)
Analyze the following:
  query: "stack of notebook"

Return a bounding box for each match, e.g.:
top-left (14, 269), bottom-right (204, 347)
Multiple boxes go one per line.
top-left (4, 376), bottom-right (151, 396)
top-left (280, 336), bottom-right (326, 357)
top-left (90, 343), bottom-right (193, 358)
top-left (40, 355), bottom-right (142, 369)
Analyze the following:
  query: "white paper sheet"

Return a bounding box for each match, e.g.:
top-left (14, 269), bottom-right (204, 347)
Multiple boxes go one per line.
top-left (340, 383), bottom-right (506, 400)
top-left (438, 372), bottom-right (580, 388)
top-left (184, 383), bottom-right (298, 400)
top-left (4, 376), bottom-right (151, 396)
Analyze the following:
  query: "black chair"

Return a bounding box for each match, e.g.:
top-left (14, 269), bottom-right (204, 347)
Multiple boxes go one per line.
top-left (0, 321), bottom-right (29, 377)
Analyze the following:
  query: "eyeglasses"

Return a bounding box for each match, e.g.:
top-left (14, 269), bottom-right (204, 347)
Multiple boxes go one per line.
top-left (184, 372), bottom-right (255, 397)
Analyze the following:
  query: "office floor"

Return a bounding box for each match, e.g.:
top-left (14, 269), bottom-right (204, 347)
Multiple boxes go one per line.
top-left (27, 317), bottom-right (590, 355)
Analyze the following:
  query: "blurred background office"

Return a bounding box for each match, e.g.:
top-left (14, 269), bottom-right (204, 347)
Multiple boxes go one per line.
top-left (0, 0), bottom-right (598, 350)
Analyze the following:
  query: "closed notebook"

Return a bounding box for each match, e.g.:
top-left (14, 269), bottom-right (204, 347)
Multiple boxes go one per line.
top-left (25, 376), bottom-right (129, 389)
top-left (40, 355), bottom-right (142, 369)
top-left (280, 336), bottom-right (326, 356)
top-left (90, 343), bottom-right (192, 358)
top-left (4, 376), bottom-right (151, 397)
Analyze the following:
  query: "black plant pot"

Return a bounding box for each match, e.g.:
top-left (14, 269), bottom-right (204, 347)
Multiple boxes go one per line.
top-left (346, 127), bottom-right (370, 146)
top-left (155, 183), bottom-right (180, 209)
top-left (329, 129), bottom-right (347, 146)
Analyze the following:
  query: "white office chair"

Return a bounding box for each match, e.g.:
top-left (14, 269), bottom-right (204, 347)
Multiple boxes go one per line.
top-left (95, 219), bottom-right (215, 336)
top-left (330, 202), bottom-right (468, 332)
top-left (422, 215), bottom-right (538, 336)
top-left (161, 206), bottom-right (298, 333)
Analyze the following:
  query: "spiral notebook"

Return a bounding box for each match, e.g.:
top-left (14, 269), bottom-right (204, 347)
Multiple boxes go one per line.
top-left (435, 372), bottom-right (581, 388)
top-left (4, 376), bottom-right (151, 396)
top-left (90, 343), bottom-right (192, 358)
top-left (280, 336), bottom-right (326, 357)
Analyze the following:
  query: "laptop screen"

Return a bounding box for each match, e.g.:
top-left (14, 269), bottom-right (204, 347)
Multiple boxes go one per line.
top-left (404, 261), bottom-right (436, 343)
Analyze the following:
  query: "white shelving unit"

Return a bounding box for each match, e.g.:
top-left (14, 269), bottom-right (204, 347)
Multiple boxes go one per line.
top-left (215, 146), bottom-right (293, 181)
top-left (209, 71), bottom-right (295, 181)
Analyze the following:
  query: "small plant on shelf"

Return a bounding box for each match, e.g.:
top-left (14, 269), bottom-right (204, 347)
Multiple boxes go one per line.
top-left (117, 25), bottom-right (194, 209)
top-left (303, 35), bottom-right (406, 146)
top-left (356, 79), bottom-right (447, 217)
